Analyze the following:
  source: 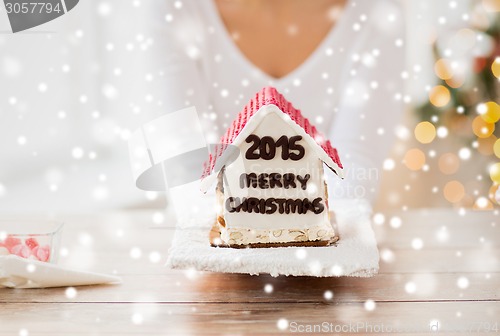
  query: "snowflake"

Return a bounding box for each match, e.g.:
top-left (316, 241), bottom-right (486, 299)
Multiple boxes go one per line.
top-left (264, 284), bottom-right (273, 293)
top-left (26, 264), bottom-right (36, 273)
top-left (405, 281), bottom-right (416, 294)
top-left (389, 216), bottom-right (402, 229)
top-left (411, 238), bottom-right (424, 250)
top-left (277, 319), bottom-right (289, 330)
top-left (17, 136), bottom-right (27, 146)
top-left (97, 2), bottom-right (112, 16)
top-left (149, 251), bottom-right (161, 263)
top-left (383, 159), bottom-right (395, 171)
top-left (458, 147), bottom-right (471, 160)
top-left (38, 83), bottom-right (48, 92)
top-left (324, 290), bottom-right (334, 300)
top-left (131, 313), bottom-right (144, 325)
top-left (364, 300), bottom-right (376, 311)
top-left (295, 248), bottom-right (307, 260)
top-left (72, 147), bottom-right (84, 159)
top-left (65, 287), bottom-right (78, 299)
top-left (373, 213), bottom-right (385, 225)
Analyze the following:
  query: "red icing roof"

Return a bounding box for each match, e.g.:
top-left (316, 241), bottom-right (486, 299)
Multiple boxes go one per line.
top-left (201, 87), bottom-right (343, 179)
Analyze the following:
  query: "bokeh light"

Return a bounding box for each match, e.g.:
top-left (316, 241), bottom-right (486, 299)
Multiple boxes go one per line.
top-left (414, 121), bottom-right (436, 144)
top-left (443, 180), bottom-right (465, 203)
top-left (429, 85), bottom-right (450, 107)
top-left (438, 153), bottom-right (460, 175)
top-left (488, 183), bottom-right (499, 204)
top-left (445, 75), bottom-right (465, 89)
top-left (489, 163), bottom-right (500, 183)
top-left (477, 135), bottom-right (497, 156)
top-left (473, 196), bottom-right (494, 210)
top-left (479, 102), bottom-right (500, 123)
top-left (494, 139), bottom-right (500, 158)
top-left (482, 0), bottom-right (500, 12)
top-left (472, 116), bottom-right (495, 138)
top-left (403, 148), bottom-right (426, 171)
top-left (492, 58), bottom-right (500, 78)
top-left (434, 59), bottom-right (453, 80)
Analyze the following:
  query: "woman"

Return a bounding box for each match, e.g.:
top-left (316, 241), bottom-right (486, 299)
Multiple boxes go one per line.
top-left (148, 0), bottom-right (405, 205)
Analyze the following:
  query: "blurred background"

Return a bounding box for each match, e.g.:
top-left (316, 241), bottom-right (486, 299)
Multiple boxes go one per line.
top-left (0, 0), bottom-right (499, 214)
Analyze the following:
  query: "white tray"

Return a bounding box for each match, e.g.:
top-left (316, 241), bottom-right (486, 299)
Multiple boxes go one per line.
top-left (166, 199), bottom-right (379, 277)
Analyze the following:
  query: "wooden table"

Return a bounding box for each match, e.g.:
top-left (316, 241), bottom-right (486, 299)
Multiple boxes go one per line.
top-left (0, 209), bottom-right (499, 335)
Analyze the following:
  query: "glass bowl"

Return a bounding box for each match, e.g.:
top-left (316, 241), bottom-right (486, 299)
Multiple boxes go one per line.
top-left (0, 221), bottom-right (63, 263)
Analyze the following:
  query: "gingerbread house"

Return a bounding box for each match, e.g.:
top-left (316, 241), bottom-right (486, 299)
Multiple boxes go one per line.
top-left (201, 87), bottom-right (344, 248)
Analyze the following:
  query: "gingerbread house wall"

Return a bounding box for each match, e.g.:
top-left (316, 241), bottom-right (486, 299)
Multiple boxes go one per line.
top-left (220, 108), bottom-right (331, 235)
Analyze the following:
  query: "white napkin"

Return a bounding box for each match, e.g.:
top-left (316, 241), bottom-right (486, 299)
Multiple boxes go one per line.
top-left (0, 255), bottom-right (122, 288)
top-left (167, 198), bottom-right (379, 277)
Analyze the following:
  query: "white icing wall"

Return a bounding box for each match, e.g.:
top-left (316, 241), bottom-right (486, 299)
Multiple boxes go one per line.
top-left (223, 110), bottom-right (330, 230)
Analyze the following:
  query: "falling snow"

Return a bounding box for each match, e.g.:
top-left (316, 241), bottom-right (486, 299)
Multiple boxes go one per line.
top-left (277, 319), bottom-right (289, 330)
top-left (364, 300), bottom-right (376, 311)
top-left (324, 290), bottom-right (334, 300)
top-left (264, 284), bottom-right (273, 293)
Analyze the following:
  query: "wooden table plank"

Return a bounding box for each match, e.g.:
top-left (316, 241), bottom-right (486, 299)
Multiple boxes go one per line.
top-left (0, 272), bottom-right (498, 304)
top-left (52, 247), bottom-right (500, 275)
top-left (0, 302), bottom-right (498, 335)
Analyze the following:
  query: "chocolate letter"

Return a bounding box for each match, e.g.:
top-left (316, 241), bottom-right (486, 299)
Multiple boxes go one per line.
top-left (245, 134), bottom-right (261, 160)
top-left (302, 198), bottom-right (314, 213)
top-left (259, 198), bottom-right (266, 213)
top-left (286, 199), bottom-right (303, 214)
top-left (225, 197), bottom-right (236, 213)
top-left (269, 173), bottom-right (283, 188)
top-left (275, 198), bottom-right (286, 214)
top-left (240, 197), bottom-right (248, 212)
top-left (246, 197), bottom-right (260, 213)
top-left (283, 173), bottom-right (296, 189)
top-left (265, 198), bottom-right (277, 214)
top-left (289, 136), bottom-right (305, 160)
top-left (259, 136), bottom-right (276, 160)
top-left (258, 173), bottom-right (269, 189)
top-left (296, 174), bottom-right (311, 190)
top-left (312, 197), bottom-right (325, 214)
top-left (240, 173), bottom-right (257, 188)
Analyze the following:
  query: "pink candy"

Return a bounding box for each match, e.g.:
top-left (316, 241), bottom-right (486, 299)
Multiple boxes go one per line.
top-left (3, 236), bottom-right (21, 250)
top-left (32, 245), bottom-right (51, 262)
top-left (25, 238), bottom-right (39, 250)
top-left (11, 244), bottom-right (31, 258)
top-left (0, 235), bottom-right (51, 262)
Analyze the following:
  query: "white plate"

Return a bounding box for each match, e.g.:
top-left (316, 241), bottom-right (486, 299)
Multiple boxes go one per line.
top-left (0, 255), bottom-right (122, 288)
top-left (167, 199), bottom-right (379, 277)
